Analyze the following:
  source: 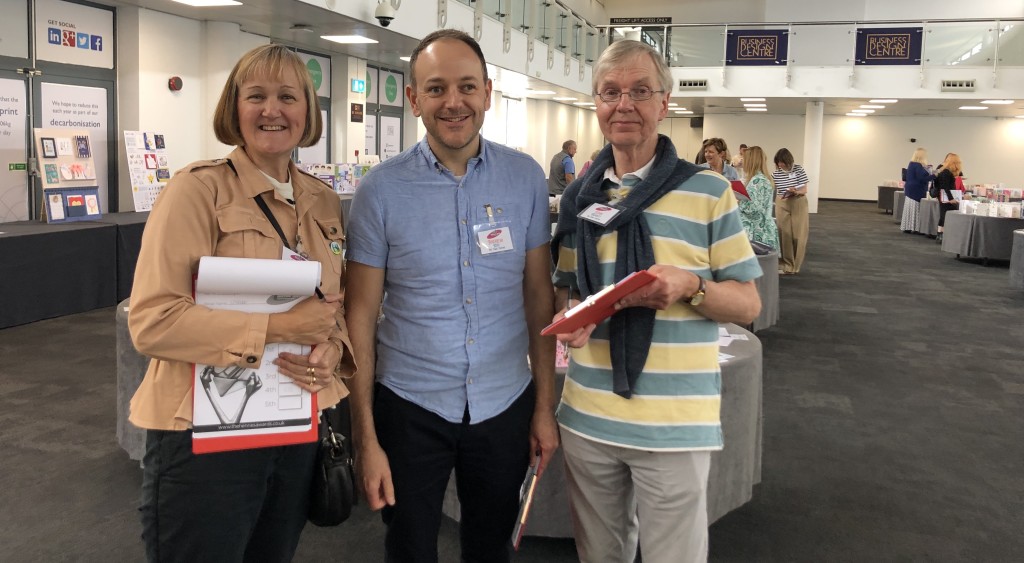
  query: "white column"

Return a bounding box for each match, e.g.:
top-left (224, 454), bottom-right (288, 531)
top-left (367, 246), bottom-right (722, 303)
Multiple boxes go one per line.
top-left (802, 101), bottom-right (823, 214)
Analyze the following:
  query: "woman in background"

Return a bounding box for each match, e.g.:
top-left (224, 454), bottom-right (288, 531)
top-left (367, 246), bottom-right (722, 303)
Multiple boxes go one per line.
top-left (901, 148), bottom-right (934, 234)
top-left (934, 153), bottom-right (963, 243)
top-left (699, 137), bottom-right (740, 180)
top-left (578, 148), bottom-right (600, 178)
top-left (772, 148), bottom-right (810, 274)
top-left (738, 146), bottom-right (779, 249)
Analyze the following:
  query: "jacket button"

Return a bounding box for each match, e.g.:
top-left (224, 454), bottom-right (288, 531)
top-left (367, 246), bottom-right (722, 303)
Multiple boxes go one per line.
top-left (246, 355), bottom-right (258, 364)
top-left (330, 227), bottom-right (337, 234)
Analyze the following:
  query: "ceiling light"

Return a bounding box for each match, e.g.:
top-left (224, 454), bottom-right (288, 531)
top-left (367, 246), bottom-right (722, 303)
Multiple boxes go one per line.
top-left (674, 110), bottom-right (693, 114)
top-left (553, 97), bottom-right (577, 101)
top-left (860, 105), bottom-right (885, 109)
top-left (869, 99), bottom-right (898, 103)
top-left (740, 97), bottom-right (765, 102)
top-left (320, 35), bottom-right (378, 44)
top-left (399, 56), bottom-right (411, 62)
top-left (959, 106), bottom-right (988, 110)
top-left (172, 0), bottom-right (241, 5)
top-left (746, 108), bottom-right (767, 112)
top-left (851, 109), bottom-right (874, 113)
top-left (526, 90), bottom-right (556, 95)
top-left (573, 102), bottom-right (594, 106)
top-left (743, 103), bottom-right (766, 108)
top-left (846, 112), bottom-right (867, 117)
top-left (668, 103), bottom-right (678, 107)
top-left (981, 99), bottom-right (1014, 104)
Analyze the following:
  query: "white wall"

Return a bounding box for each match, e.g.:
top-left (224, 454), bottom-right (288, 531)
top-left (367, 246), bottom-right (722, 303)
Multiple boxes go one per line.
top-left (522, 99), bottom-right (604, 174)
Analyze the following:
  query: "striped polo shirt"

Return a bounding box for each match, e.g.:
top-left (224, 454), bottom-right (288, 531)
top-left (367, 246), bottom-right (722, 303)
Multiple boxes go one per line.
top-left (772, 164), bottom-right (808, 197)
top-left (553, 167), bottom-right (762, 451)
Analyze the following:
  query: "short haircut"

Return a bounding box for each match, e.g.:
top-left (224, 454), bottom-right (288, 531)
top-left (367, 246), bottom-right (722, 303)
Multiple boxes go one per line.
top-left (592, 40), bottom-right (673, 95)
top-left (739, 143), bottom-right (748, 149)
top-left (409, 29), bottom-right (488, 87)
top-left (213, 44), bottom-right (322, 148)
top-left (703, 137), bottom-right (729, 156)
top-left (562, 140), bottom-right (576, 151)
top-left (774, 148), bottom-right (795, 169)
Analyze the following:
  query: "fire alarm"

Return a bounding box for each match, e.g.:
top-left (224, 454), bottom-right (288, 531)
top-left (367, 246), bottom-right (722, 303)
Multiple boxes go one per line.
top-left (168, 76), bottom-right (183, 92)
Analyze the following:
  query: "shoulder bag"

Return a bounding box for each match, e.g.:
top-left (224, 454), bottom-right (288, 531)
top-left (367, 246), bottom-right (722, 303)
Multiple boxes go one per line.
top-left (308, 407), bottom-right (357, 527)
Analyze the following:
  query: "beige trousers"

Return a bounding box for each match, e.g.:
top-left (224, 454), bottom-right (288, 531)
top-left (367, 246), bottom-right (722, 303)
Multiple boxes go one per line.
top-left (561, 430), bottom-right (711, 563)
top-left (776, 195), bottom-right (809, 273)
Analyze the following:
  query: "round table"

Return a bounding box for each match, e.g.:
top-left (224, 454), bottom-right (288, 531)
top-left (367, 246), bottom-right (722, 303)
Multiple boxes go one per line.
top-left (442, 324), bottom-right (764, 537)
top-left (941, 212), bottom-right (1024, 262)
top-left (751, 252), bottom-right (780, 332)
top-left (1010, 230), bottom-right (1024, 288)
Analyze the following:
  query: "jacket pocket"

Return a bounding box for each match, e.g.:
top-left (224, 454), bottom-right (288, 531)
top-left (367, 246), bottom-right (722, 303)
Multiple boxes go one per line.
top-left (215, 207), bottom-right (280, 258)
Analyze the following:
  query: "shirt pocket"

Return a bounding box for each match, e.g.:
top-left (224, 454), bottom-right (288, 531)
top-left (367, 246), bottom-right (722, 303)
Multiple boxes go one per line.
top-left (215, 206), bottom-right (280, 258)
top-left (313, 217), bottom-right (346, 277)
top-left (471, 201), bottom-right (527, 277)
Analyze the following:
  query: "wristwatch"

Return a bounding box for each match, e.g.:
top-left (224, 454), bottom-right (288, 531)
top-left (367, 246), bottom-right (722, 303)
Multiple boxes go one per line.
top-left (685, 276), bottom-right (707, 306)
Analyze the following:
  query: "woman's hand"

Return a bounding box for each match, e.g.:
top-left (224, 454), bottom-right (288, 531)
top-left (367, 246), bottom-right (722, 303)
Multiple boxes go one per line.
top-left (267, 296), bottom-right (340, 345)
top-left (274, 338), bottom-right (341, 393)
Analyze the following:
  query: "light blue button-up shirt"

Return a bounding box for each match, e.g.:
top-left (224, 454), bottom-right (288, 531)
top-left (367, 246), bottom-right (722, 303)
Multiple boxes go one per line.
top-left (346, 137), bottom-right (550, 424)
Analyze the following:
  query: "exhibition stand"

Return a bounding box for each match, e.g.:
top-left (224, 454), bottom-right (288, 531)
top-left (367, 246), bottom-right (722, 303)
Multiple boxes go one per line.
top-left (941, 212), bottom-right (1024, 263)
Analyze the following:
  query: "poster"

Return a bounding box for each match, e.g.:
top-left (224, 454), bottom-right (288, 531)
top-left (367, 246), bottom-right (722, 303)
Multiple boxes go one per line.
top-left (0, 78), bottom-right (28, 222)
top-left (0, 1), bottom-right (28, 59)
top-left (35, 0), bottom-right (114, 69)
top-left (380, 116), bottom-right (401, 161)
top-left (41, 82), bottom-right (108, 211)
top-left (366, 66), bottom-right (379, 106)
top-left (378, 70), bottom-right (404, 108)
top-left (297, 52), bottom-right (331, 98)
top-left (123, 130), bottom-right (170, 211)
top-left (297, 110), bottom-right (328, 166)
top-left (365, 118), bottom-right (377, 156)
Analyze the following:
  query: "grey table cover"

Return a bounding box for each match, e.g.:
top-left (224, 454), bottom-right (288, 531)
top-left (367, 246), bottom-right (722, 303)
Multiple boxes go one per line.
top-left (918, 199), bottom-right (940, 236)
top-left (894, 192), bottom-right (905, 224)
top-left (751, 252), bottom-right (780, 332)
top-left (1011, 231), bottom-right (1024, 289)
top-left (442, 324), bottom-right (764, 537)
top-left (941, 212), bottom-right (1024, 261)
top-left (116, 299), bottom-right (149, 461)
top-left (878, 186), bottom-right (900, 214)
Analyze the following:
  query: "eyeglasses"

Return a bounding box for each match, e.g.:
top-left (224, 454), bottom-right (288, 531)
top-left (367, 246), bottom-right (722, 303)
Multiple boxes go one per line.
top-left (594, 87), bottom-right (665, 103)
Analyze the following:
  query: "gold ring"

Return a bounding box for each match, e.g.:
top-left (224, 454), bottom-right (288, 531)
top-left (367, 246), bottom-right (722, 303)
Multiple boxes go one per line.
top-left (307, 366), bottom-right (316, 385)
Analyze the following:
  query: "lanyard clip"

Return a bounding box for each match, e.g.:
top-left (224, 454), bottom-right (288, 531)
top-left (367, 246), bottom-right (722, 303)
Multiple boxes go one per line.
top-left (484, 203), bottom-right (495, 225)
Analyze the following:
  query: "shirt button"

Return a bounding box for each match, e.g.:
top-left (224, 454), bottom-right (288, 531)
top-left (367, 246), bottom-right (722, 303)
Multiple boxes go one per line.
top-left (466, 298), bottom-right (473, 304)
top-left (461, 219), bottom-right (467, 225)
top-left (467, 338), bottom-right (475, 344)
top-left (246, 355), bottom-right (258, 364)
top-left (468, 378), bottom-right (473, 384)
top-left (463, 260), bottom-right (470, 267)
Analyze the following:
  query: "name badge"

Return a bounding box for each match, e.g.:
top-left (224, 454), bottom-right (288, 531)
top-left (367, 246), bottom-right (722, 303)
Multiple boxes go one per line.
top-left (477, 226), bottom-right (515, 254)
top-left (578, 203), bottom-right (621, 226)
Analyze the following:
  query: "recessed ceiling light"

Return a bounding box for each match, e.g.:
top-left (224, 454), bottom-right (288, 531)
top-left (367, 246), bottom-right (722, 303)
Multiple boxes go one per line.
top-left (553, 97), bottom-right (578, 101)
top-left (320, 35), bottom-right (378, 44)
top-left (851, 109), bottom-right (874, 113)
top-left (674, 110), bottom-right (693, 114)
top-left (668, 103), bottom-right (678, 107)
top-left (869, 99), bottom-right (898, 103)
top-left (981, 100), bottom-right (1014, 104)
top-left (846, 112), bottom-right (867, 117)
top-left (574, 102), bottom-right (594, 106)
top-left (740, 97), bottom-right (765, 102)
top-left (860, 105), bottom-right (885, 109)
top-left (526, 89), bottom-right (556, 95)
top-left (399, 56), bottom-right (411, 62)
top-left (172, 0), bottom-right (241, 5)
top-left (746, 108), bottom-right (767, 112)
top-left (743, 103), bottom-right (766, 108)
top-left (959, 106), bottom-right (988, 110)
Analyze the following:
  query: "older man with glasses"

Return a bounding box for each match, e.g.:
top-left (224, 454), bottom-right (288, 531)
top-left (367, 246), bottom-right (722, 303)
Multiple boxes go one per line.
top-left (551, 40), bottom-right (762, 563)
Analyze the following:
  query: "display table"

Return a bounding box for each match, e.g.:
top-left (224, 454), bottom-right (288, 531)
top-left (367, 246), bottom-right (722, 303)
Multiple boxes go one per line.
top-left (0, 220), bottom-right (117, 329)
top-left (918, 199), bottom-right (940, 236)
top-left (442, 324), bottom-right (763, 537)
top-left (95, 212), bottom-right (149, 301)
top-left (941, 212), bottom-right (1024, 262)
top-left (1010, 230), bottom-right (1024, 289)
top-left (878, 186), bottom-right (900, 214)
top-left (894, 192), bottom-right (905, 224)
top-left (751, 252), bottom-right (779, 332)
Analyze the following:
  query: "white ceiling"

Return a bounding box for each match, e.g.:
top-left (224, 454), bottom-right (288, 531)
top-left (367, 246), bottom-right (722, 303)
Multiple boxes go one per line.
top-left (100, 0), bottom-right (1024, 119)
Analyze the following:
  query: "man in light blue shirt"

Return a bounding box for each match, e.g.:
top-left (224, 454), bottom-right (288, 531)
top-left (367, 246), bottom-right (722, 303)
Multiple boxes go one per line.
top-left (345, 29), bottom-right (558, 563)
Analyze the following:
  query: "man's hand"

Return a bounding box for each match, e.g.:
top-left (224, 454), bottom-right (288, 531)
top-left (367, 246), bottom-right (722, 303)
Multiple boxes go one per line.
top-left (614, 265), bottom-right (700, 311)
top-left (551, 306), bottom-right (597, 349)
top-left (357, 442), bottom-right (396, 511)
top-left (529, 408), bottom-right (560, 477)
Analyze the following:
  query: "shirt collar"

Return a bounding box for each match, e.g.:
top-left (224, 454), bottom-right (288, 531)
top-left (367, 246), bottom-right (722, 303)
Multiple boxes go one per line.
top-left (416, 135), bottom-right (488, 174)
top-left (602, 154), bottom-right (657, 186)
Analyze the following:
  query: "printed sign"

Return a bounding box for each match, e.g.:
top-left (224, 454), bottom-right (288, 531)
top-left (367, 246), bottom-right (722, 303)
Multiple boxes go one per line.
top-left (297, 52), bottom-right (331, 98)
top-left (726, 30), bottom-right (789, 66)
top-left (36, 0), bottom-right (114, 69)
top-left (0, 78), bottom-right (28, 222)
top-left (855, 27), bottom-right (923, 65)
top-left (610, 17), bottom-right (672, 25)
top-left (379, 69), bottom-right (404, 108)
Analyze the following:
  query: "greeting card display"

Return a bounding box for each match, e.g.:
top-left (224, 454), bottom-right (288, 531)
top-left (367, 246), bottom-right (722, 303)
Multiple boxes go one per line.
top-left (124, 130), bottom-right (172, 212)
top-left (35, 128), bottom-right (102, 223)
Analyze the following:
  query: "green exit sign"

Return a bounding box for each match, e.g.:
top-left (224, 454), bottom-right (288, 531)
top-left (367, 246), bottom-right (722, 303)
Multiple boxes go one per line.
top-left (8, 163), bottom-right (27, 171)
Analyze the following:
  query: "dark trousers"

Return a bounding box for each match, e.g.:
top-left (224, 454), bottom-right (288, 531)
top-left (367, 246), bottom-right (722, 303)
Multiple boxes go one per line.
top-left (140, 430), bottom-right (317, 563)
top-left (374, 383), bottom-right (534, 563)
top-left (938, 202), bottom-right (958, 228)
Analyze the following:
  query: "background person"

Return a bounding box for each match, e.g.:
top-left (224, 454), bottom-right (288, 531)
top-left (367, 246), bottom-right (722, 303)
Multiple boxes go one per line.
top-left (699, 137), bottom-right (740, 181)
top-left (578, 148), bottom-right (601, 178)
top-left (934, 153), bottom-right (964, 242)
top-left (731, 143), bottom-right (748, 169)
top-left (344, 29), bottom-right (559, 563)
top-left (548, 139), bottom-right (578, 195)
top-left (901, 147), bottom-right (934, 234)
top-left (772, 148), bottom-right (810, 275)
top-left (128, 44), bottom-right (354, 562)
top-left (738, 146), bottom-right (779, 249)
top-left (551, 40), bottom-right (762, 563)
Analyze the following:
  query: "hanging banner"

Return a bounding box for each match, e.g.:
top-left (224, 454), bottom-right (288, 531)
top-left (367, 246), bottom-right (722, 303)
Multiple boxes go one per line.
top-left (855, 27), bottom-right (923, 65)
top-left (35, 0), bottom-right (114, 69)
top-left (0, 78), bottom-right (28, 222)
top-left (379, 70), bottom-right (404, 108)
top-left (726, 30), bottom-right (788, 66)
top-left (297, 52), bottom-right (331, 98)
top-left (40, 83), bottom-right (109, 211)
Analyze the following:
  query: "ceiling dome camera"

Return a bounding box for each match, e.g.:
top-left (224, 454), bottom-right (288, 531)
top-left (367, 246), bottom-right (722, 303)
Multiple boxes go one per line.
top-left (375, 2), bottom-right (396, 27)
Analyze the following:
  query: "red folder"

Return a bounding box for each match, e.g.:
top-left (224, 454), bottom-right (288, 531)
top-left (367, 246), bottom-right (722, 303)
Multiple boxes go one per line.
top-left (541, 270), bottom-right (657, 336)
top-left (730, 180), bottom-right (750, 201)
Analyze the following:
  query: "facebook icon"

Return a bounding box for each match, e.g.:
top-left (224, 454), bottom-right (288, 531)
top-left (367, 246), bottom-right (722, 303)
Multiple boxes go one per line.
top-left (77, 32), bottom-right (89, 49)
top-left (91, 35), bottom-right (103, 51)
top-left (48, 28), bottom-right (61, 45)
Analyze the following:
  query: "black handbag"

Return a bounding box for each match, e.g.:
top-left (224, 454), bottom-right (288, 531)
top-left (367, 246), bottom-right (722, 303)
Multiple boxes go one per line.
top-left (308, 407), bottom-right (356, 527)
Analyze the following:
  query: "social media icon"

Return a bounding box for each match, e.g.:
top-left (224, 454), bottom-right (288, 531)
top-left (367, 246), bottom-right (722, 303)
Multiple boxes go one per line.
top-left (62, 30), bottom-right (75, 47)
top-left (90, 35), bottom-right (103, 51)
top-left (48, 28), bottom-right (61, 45)
top-left (77, 33), bottom-right (89, 49)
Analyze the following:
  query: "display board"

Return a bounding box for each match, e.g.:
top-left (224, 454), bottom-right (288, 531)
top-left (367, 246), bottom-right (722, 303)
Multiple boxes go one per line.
top-left (35, 128), bottom-right (101, 222)
top-left (0, 78), bottom-right (29, 222)
top-left (123, 130), bottom-right (171, 211)
top-left (380, 116), bottom-right (401, 161)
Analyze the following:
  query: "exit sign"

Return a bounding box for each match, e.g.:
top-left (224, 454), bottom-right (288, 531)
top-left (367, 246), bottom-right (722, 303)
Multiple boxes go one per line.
top-left (351, 79), bottom-right (366, 93)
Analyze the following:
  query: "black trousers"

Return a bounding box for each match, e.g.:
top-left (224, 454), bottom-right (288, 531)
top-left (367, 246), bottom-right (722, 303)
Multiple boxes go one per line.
top-left (938, 202), bottom-right (958, 228)
top-left (140, 430), bottom-right (317, 563)
top-left (374, 383), bottom-right (534, 563)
